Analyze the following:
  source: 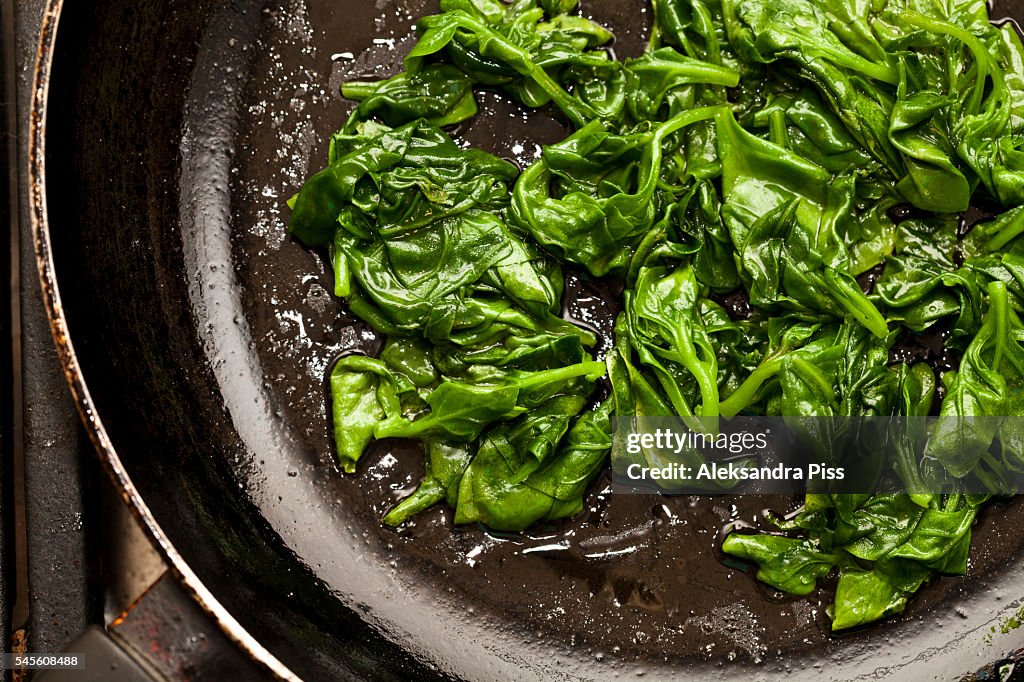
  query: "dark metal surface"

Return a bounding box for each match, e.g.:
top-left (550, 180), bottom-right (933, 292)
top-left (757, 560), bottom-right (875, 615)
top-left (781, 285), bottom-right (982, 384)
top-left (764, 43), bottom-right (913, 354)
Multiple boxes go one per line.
top-left (108, 574), bottom-right (270, 682)
top-left (36, 627), bottom-right (158, 682)
top-left (1, 0), bottom-right (16, 671)
top-left (26, 0), bottom-right (1024, 680)
top-left (9, 0), bottom-right (97, 665)
top-left (12, 0), bottom-right (295, 676)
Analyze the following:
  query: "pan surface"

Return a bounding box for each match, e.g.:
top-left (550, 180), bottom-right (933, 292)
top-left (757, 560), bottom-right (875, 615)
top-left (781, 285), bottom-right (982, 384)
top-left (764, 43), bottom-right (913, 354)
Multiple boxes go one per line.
top-left (31, 0), bottom-right (1024, 679)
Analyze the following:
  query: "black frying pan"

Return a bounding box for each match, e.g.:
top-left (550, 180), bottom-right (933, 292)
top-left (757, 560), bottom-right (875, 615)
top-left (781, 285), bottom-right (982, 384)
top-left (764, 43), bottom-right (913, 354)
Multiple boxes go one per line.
top-left (29, 0), bottom-right (1024, 679)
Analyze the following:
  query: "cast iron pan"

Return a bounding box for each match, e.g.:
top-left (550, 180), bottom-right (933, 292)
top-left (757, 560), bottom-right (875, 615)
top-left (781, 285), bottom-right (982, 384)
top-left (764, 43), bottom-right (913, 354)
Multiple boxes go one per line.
top-left (29, 0), bottom-right (1024, 679)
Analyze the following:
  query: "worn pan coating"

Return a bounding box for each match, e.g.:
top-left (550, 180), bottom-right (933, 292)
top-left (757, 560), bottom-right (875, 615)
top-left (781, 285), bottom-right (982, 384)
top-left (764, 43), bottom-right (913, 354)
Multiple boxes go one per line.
top-left (29, 0), bottom-right (1024, 679)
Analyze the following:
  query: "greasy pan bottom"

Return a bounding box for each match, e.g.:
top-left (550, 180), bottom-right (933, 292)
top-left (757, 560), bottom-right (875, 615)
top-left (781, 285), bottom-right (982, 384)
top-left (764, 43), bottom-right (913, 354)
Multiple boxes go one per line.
top-left (31, 0), bottom-right (1024, 679)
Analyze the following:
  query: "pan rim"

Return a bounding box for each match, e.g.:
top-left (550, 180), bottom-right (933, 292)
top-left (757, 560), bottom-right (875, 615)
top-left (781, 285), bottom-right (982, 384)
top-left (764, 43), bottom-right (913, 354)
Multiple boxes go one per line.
top-left (26, 1), bottom-right (301, 679)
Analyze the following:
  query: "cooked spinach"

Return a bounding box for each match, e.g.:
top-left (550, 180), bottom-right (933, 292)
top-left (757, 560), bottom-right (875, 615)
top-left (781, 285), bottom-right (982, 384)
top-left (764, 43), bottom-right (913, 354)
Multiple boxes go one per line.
top-left (289, 0), bottom-right (1024, 631)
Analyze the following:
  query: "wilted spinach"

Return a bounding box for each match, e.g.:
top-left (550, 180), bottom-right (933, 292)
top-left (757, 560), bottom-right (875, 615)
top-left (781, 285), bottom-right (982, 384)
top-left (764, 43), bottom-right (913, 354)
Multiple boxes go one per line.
top-left (289, 0), bottom-right (1024, 632)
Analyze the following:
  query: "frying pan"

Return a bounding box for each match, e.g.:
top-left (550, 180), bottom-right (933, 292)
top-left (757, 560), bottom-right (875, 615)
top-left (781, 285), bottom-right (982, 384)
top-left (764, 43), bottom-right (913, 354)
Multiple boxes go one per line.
top-left (28, 0), bottom-right (1024, 679)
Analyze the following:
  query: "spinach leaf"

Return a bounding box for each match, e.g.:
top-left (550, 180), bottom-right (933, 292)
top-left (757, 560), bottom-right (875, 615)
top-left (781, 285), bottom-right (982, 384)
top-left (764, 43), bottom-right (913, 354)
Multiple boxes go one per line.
top-left (455, 398), bottom-right (613, 530)
top-left (329, 356), bottom-right (400, 473)
top-left (889, 504), bottom-right (976, 573)
top-left (383, 441), bottom-right (474, 526)
top-left (830, 560), bottom-right (931, 631)
top-left (723, 0), bottom-right (898, 85)
top-left (407, 1), bottom-right (622, 126)
top-left (627, 264), bottom-right (720, 418)
top-left (375, 360), bottom-right (605, 442)
top-left (736, 199), bottom-right (888, 338)
top-left (624, 48), bottom-right (739, 121)
top-left (928, 281), bottom-right (1024, 481)
top-left (512, 106), bottom-right (727, 276)
top-left (877, 216), bottom-right (983, 338)
top-left (887, 62), bottom-right (971, 214)
top-left (721, 533), bottom-right (839, 596)
top-left (892, 363), bottom-right (939, 508)
top-left (341, 65), bottom-right (478, 132)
